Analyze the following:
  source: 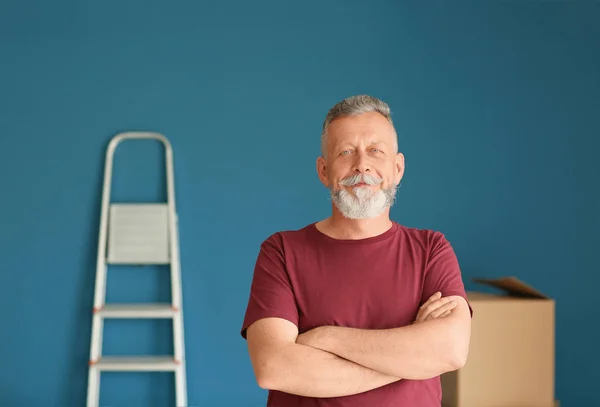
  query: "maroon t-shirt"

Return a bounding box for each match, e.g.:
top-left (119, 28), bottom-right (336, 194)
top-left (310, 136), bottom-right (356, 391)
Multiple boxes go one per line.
top-left (241, 221), bottom-right (470, 407)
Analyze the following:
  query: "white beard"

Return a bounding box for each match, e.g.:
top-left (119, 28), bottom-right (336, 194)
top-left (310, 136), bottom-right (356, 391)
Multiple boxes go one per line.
top-left (329, 174), bottom-right (397, 219)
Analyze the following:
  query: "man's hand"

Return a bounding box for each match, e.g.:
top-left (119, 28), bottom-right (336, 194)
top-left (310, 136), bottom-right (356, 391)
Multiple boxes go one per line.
top-left (414, 292), bottom-right (457, 324)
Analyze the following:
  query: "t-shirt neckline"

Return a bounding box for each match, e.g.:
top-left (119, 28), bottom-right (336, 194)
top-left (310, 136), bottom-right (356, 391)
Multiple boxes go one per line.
top-left (309, 221), bottom-right (399, 245)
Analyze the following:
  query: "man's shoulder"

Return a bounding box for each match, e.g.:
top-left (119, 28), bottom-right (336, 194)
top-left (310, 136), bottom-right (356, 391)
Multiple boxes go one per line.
top-left (394, 222), bottom-right (450, 249)
top-left (258, 222), bottom-right (318, 247)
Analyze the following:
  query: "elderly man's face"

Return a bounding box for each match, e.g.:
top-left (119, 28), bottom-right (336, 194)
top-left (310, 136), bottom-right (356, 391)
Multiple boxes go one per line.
top-left (317, 112), bottom-right (404, 219)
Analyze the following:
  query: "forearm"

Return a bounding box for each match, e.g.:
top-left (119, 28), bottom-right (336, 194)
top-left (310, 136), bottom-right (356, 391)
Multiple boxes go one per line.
top-left (310, 306), bottom-right (470, 380)
top-left (261, 342), bottom-right (401, 398)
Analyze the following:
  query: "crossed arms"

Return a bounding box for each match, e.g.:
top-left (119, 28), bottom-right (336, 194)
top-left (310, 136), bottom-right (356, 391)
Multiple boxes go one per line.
top-left (245, 293), bottom-right (471, 398)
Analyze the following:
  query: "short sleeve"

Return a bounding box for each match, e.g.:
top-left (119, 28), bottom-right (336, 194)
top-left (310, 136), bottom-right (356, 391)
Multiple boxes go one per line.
top-left (240, 233), bottom-right (299, 339)
top-left (422, 232), bottom-right (473, 316)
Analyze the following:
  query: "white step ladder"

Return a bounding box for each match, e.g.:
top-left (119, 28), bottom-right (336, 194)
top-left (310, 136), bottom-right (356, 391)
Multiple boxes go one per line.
top-left (86, 132), bottom-right (188, 407)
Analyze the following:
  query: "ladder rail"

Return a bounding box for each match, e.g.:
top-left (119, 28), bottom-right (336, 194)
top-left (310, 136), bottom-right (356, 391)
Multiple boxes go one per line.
top-left (91, 132), bottom-right (175, 309)
top-left (87, 132), bottom-right (187, 407)
top-left (163, 134), bottom-right (188, 406)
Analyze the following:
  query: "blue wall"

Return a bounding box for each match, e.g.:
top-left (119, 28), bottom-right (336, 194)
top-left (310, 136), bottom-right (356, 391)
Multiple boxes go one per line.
top-left (1, 1), bottom-right (598, 406)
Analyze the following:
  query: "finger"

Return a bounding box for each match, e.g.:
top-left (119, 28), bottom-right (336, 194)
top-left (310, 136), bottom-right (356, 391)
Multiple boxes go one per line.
top-left (430, 301), bottom-right (457, 319)
top-left (418, 297), bottom-right (455, 322)
top-left (420, 297), bottom-right (453, 317)
top-left (417, 296), bottom-right (445, 322)
top-left (416, 292), bottom-right (441, 320)
top-left (426, 301), bottom-right (457, 320)
top-left (421, 292), bottom-right (442, 311)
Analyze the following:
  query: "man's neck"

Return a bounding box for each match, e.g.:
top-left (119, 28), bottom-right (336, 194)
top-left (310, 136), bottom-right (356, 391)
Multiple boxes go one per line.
top-left (317, 210), bottom-right (393, 240)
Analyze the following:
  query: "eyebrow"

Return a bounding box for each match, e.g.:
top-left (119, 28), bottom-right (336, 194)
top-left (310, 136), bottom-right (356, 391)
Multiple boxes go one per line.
top-left (336, 140), bottom-right (388, 149)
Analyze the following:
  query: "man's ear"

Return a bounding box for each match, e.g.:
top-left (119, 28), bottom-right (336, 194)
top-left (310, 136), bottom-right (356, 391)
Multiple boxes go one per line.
top-left (316, 155), bottom-right (329, 187)
top-left (395, 152), bottom-right (405, 185)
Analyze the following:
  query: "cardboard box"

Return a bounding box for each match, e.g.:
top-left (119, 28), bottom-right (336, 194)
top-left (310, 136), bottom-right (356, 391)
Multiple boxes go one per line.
top-left (441, 276), bottom-right (555, 407)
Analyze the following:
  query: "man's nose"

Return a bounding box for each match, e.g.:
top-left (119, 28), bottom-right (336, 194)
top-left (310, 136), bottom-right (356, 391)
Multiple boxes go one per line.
top-left (353, 153), bottom-right (371, 173)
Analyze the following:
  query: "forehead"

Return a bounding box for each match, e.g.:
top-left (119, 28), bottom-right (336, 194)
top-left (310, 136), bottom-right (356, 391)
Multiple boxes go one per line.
top-left (326, 112), bottom-right (396, 146)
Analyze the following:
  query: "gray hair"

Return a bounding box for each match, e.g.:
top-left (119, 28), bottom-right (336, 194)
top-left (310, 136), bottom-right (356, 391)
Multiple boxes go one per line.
top-left (320, 94), bottom-right (395, 158)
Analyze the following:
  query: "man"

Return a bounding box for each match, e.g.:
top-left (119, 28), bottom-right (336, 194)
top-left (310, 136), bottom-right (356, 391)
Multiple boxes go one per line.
top-left (240, 95), bottom-right (472, 406)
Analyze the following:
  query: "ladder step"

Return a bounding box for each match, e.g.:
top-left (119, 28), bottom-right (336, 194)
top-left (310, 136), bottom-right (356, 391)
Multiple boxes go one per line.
top-left (91, 356), bottom-right (179, 371)
top-left (95, 304), bottom-right (177, 318)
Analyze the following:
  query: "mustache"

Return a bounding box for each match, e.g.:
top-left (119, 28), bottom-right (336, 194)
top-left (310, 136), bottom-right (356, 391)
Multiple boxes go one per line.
top-left (339, 173), bottom-right (383, 186)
